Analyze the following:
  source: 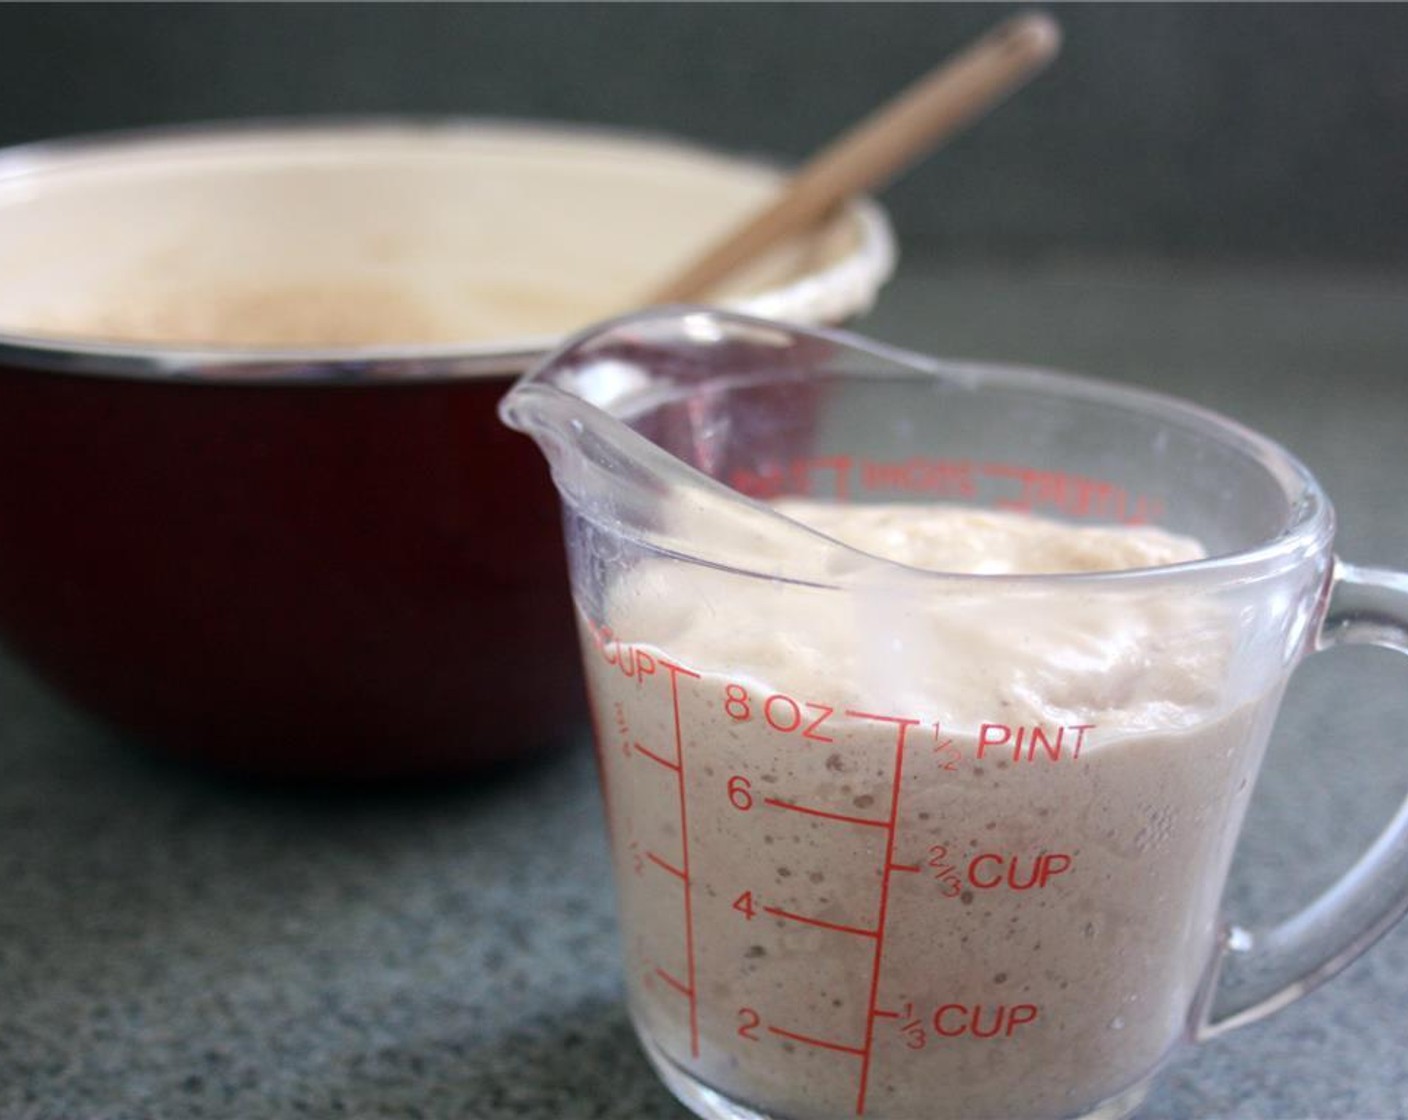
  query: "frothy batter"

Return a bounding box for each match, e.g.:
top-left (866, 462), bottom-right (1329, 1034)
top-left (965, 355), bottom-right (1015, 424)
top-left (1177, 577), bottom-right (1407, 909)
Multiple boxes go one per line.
top-left (581, 502), bottom-right (1274, 1119)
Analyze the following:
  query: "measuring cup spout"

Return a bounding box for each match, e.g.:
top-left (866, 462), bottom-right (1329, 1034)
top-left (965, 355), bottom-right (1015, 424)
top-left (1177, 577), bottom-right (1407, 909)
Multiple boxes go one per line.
top-left (499, 308), bottom-right (900, 584)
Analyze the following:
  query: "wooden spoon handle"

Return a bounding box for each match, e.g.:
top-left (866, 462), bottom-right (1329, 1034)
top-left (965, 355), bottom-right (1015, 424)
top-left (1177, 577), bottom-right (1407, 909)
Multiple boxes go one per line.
top-left (647, 11), bottom-right (1061, 305)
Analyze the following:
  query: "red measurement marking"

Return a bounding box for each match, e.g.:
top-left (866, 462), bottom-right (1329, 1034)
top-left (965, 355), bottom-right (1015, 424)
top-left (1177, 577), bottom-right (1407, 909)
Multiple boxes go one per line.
top-left (661, 658), bottom-right (702, 1060)
top-left (728, 455), bottom-right (853, 501)
top-left (767, 1025), bottom-right (866, 1058)
top-left (654, 967), bottom-right (692, 998)
top-left (889, 862), bottom-right (922, 873)
top-left (762, 797), bottom-right (888, 829)
top-left (976, 720), bottom-right (1094, 764)
top-left (975, 461), bottom-right (1165, 524)
top-left (762, 904), bottom-right (879, 940)
top-left (646, 851), bottom-right (687, 881)
top-left (858, 455), bottom-right (976, 499)
top-left (842, 709), bottom-right (911, 725)
top-left (854, 714), bottom-right (918, 1117)
top-left (630, 740), bottom-right (681, 772)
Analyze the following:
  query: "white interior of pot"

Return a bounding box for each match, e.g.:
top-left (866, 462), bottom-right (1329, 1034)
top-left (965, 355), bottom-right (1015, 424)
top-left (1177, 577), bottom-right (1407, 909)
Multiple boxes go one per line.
top-left (0, 122), bottom-right (894, 352)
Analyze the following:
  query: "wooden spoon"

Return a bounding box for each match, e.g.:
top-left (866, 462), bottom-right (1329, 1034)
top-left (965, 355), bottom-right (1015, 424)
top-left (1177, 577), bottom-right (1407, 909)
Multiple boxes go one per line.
top-left (646, 11), bottom-right (1062, 305)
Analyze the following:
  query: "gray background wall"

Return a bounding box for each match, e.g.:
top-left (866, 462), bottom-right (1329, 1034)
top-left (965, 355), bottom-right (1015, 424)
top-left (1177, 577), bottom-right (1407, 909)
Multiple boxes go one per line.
top-left (0, 2), bottom-right (1404, 266)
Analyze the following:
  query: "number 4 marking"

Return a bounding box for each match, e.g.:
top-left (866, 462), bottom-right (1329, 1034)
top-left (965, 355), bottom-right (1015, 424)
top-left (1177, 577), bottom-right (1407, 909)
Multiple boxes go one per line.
top-left (733, 891), bottom-right (757, 920)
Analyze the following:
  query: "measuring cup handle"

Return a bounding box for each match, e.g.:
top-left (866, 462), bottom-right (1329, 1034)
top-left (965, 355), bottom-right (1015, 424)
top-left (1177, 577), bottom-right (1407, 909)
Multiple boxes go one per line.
top-left (1199, 560), bottom-right (1408, 1038)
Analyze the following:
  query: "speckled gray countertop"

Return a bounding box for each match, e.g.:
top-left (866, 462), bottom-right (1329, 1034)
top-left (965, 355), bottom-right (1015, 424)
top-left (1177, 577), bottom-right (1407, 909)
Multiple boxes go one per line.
top-left (3, 257), bottom-right (1407, 1120)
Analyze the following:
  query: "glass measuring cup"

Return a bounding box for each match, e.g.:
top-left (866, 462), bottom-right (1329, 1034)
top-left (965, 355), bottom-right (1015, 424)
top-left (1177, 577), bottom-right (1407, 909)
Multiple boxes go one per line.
top-left (500, 308), bottom-right (1408, 1120)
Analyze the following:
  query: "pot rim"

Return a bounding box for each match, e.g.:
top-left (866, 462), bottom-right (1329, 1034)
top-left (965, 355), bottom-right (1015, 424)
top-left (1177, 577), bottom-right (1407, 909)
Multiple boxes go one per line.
top-left (0, 115), bottom-right (897, 384)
